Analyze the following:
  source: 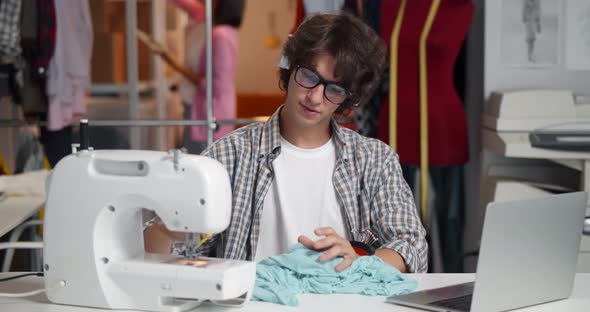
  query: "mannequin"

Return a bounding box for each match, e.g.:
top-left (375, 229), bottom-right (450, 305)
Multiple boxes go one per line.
top-left (377, 0), bottom-right (473, 166)
top-left (377, 0), bottom-right (473, 273)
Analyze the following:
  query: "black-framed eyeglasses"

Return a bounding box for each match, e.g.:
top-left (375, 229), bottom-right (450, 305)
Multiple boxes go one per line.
top-left (294, 65), bottom-right (353, 105)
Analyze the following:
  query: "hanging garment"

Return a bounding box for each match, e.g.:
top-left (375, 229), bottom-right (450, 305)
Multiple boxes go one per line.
top-left (290, 0), bottom-right (358, 34)
top-left (354, 83), bottom-right (384, 137)
top-left (20, 0), bottom-right (39, 58)
top-left (0, 0), bottom-right (22, 60)
top-left (377, 0), bottom-right (473, 165)
top-left (401, 164), bottom-right (465, 273)
top-left (39, 123), bottom-right (72, 168)
top-left (252, 243), bottom-right (417, 306)
top-left (46, 0), bottom-right (92, 131)
top-left (15, 129), bottom-right (46, 173)
top-left (20, 0), bottom-right (49, 116)
top-left (0, 1), bottom-right (49, 113)
top-left (0, 69), bottom-right (10, 97)
top-left (190, 25), bottom-right (238, 142)
top-left (354, 0), bottom-right (384, 137)
top-left (0, 63), bottom-right (21, 101)
top-left (35, 0), bottom-right (57, 80)
top-left (303, 0), bottom-right (345, 15)
top-left (19, 60), bottom-right (48, 117)
top-left (362, 0), bottom-right (382, 33)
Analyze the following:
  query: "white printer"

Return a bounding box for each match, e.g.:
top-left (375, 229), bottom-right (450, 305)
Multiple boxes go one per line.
top-left (483, 90), bottom-right (590, 155)
top-left (480, 89), bottom-right (590, 272)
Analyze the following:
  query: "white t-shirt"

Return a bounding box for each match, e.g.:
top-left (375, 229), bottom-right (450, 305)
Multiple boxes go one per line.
top-left (254, 136), bottom-right (348, 261)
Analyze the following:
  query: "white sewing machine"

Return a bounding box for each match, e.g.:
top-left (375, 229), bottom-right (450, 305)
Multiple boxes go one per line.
top-left (42, 149), bottom-right (255, 312)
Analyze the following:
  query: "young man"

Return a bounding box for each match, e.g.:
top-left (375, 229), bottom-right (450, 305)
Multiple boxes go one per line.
top-left (198, 13), bottom-right (427, 273)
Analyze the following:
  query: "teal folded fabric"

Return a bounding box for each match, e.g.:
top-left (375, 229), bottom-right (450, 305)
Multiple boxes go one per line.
top-left (252, 243), bottom-right (417, 306)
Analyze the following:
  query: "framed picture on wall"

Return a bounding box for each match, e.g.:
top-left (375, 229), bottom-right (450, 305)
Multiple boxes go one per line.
top-left (500, 0), bottom-right (561, 68)
top-left (565, 0), bottom-right (590, 70)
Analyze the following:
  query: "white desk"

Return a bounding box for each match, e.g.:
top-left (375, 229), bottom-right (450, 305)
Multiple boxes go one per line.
top-left (0, 195), bottom-right (45, 238)
top-left (0, 273), bottom-right (589, 311)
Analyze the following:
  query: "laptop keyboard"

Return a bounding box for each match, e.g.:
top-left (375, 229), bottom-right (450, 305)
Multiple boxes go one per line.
top-left (430, 294), bottom-right (473, 312)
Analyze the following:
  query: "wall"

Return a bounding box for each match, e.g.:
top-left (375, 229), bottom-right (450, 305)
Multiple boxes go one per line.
top-left (463, 0), bottom-right (486, 273)
top-left (236, 0), bottom-right (295, 94)
top-left (484, 0), bottom-right (589, 99)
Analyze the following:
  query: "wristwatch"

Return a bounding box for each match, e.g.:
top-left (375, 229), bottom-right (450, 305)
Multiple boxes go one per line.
top-left (349, 241), bottom-right (375, 256)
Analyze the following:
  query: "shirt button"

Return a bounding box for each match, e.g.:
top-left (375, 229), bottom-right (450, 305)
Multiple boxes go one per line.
top-left (267, 172), bottom-right (273, 178)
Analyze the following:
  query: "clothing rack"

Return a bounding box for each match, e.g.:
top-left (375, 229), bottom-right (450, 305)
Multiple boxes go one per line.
top-left (1, 0), bottom-right (220, 152)
top-left (0, 118), bottom-right (260, 128)
top-left (109, 0), bottom-right (217, 148)
top-left (0, 117), bottom-right (354, 128)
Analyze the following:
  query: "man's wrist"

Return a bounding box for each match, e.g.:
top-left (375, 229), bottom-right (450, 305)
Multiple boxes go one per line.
top-left (374, 248), bottom-right (408, 272)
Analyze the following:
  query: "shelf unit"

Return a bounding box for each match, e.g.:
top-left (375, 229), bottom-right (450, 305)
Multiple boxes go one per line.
top-left (88, 0), bottom-right (209, 151)
top-left (1, 0), bottom-right (222, 169)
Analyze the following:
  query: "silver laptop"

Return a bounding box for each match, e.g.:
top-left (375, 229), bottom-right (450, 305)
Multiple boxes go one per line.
top-left (387, 191), bottom-right (587, 312)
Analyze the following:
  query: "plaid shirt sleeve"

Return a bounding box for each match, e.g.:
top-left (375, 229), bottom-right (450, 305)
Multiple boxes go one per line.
top-left (372, 151), bottom-right (428, 273)
top-left (193, 136), bottom-right (238, 256)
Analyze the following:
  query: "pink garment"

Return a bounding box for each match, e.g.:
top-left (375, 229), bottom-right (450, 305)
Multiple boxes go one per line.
top-left (172, 0), bottom-right (205, 23)
top-left (191, 25), bottom-right (238, 142)
top-left (46, 0), bottom-right (93, 131)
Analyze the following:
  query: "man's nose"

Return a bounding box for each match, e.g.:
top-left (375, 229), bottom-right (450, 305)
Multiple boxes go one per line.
top-left (306, 83), bottom-right (325, 105)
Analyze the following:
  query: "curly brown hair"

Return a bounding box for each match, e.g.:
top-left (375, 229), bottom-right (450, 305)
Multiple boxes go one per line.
top-left (278, 13), bottom-right (386, 115)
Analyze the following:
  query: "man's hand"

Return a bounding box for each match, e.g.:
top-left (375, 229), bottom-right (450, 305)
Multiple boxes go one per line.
top-left (298, 227), bottom-right (359, 272)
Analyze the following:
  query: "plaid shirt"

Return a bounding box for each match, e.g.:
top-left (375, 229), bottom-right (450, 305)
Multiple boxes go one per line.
top-left (199, 107), bottom-right (428, 272)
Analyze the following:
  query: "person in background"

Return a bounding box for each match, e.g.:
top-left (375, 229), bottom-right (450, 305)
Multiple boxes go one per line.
top-left (171, 0), bottom-right (205, 153)
top-left (194, 13), bottom-right (428, 273)
top-left (171, 0), bottom-right (245, 154)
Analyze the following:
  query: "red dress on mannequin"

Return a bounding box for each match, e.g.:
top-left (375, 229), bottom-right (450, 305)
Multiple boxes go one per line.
top-left (377, 0), bottom-right (473, 165)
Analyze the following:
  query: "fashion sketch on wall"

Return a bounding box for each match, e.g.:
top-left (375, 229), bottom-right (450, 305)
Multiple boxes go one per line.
top-left (565, 0), bottom-right (590, 70)
top-left (501, 0), bottom-right (561, 67)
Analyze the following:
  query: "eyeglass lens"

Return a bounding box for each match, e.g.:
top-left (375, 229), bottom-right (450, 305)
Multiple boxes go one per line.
top-left (295, 66), bottom-right (348, 104)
